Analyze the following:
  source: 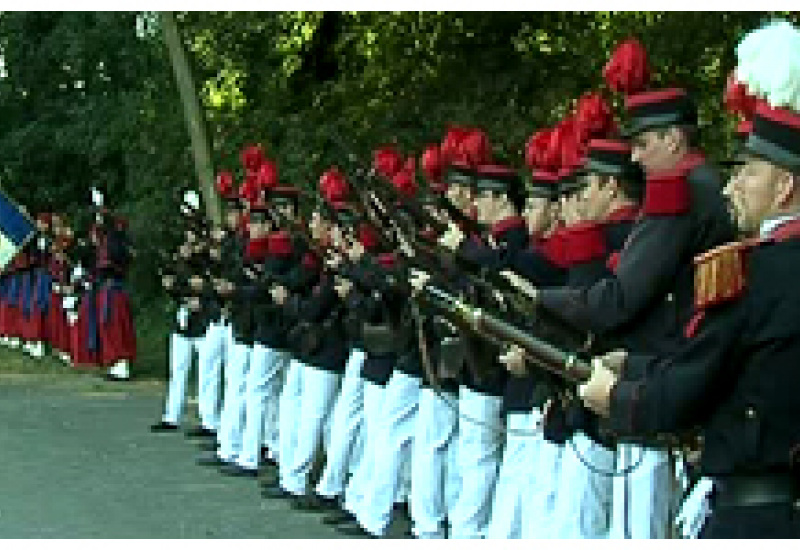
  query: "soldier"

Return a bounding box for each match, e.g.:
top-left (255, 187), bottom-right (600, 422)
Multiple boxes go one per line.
top-left (197, 169), bottom-right (251, 467)
top-left (47, 213), bottom-right (73, 364)
top-left (408, 143), bottom-right (466, 539)
top-left (346, 155), bottom-right (428, 538)
top-left (311, 168), bottom-right (370, 512)
top-left (579, 20), bottom-right (800, 538)
top-left (151, 190), bottom-right (214, 432)
top-left (93, 208), bottom-right (136, 381)
top-left (266, 199), bottom-right (348, 501)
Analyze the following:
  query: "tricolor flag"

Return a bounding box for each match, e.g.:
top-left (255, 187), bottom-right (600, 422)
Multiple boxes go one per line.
top-left (0, 189), bottom-right (36, 270)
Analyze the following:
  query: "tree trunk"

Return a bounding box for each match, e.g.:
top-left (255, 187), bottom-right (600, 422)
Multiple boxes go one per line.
top-left (159, 11), bottom-right (221, 225)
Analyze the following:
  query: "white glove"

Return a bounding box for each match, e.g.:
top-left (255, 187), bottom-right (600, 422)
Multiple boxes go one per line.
top-left (674, 477), bottom-right (714, 539)
top-left (66, 311), bottom-right (79, 326)
top-left (62, 296), bottom-right (77, 311)
top-left (176, 306), bottom-right (189, 330)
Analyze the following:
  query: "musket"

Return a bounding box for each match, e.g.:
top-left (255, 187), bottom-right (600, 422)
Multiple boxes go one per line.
top-left (415, 284), bottom-right (593, 385)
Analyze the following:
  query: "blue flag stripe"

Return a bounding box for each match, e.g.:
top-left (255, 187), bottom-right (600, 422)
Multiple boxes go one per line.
top-left (0, 191), bottom-right (35, 245)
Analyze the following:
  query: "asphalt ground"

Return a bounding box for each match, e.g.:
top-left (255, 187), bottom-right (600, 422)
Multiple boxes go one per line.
top-left (0, 373), bottom-right (397, 539)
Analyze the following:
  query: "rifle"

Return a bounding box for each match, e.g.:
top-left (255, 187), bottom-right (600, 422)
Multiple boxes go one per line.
top-left (415, 284), bottom-right (593, 385)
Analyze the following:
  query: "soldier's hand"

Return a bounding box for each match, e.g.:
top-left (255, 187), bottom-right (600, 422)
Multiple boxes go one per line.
top-left (187, 297), bottom-right (201, 311)
top-left (500, 270), bottom-right (538, 302)
top-left (408, 268), bottom-right (431, 295)
top-left (334, 278), bottom-right (353, 299)
top-left (597, 349), bottom-right (628, 375)
top-left (162, 275), bottom-right (175, 290)
top-left (326, 252), bottom-right (343, 269)
top-left (438, 222), bottom-right (465, 251)
top-left (270, 285), bottom-right (288, 305)
top-left (577, 357), bottom-right (617, 418)
top-left (211, 228), bottom-right (226, 241)
top-left (499, 345), bottom-right (527, 376)
top-left (189, 275), bottom-right (204, 291)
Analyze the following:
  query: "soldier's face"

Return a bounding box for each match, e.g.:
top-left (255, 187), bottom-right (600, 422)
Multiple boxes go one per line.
top-left (475, 190), bottom-right (515, 225)
top-left (725, 158), bottom-right (796, 235)
top-left (523, 196), bottom-right (552, 235)
top-left (446, 184), bottom-right (473, 214)
top-left (248, 219), bottom-right (267, 239)
top-left (631, 128), bottom-right (679, 173)
top-left (225, 209), bottom-right (240, 231)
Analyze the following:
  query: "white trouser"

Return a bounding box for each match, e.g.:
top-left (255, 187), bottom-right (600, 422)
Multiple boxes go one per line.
top-left (196, 320), bottom-right (228, 432)
top-left (608, 444), bottom-right (673, 539)
top-left (281, 365), bottom-right (342, 495)
top-left (216, 338), bottom-right (251, 462)
top-left (448, 386), bottom-right (504, 539)
top-left (358, 371), bottom-right (421, 536)
top-left (411, 386), bottom-right (460, 539)
top-left (235, 344), bottom-right (289, 470)
top-left (316, 349), bottom-right (367, 499)
top-left (259, 348), bottom-right (290, 459)
top-left (277, 358), bottom-right (304, 470)
top-left (162, 333), bottom-right (200, 425)
top-left (550, 432), bottom-right (615, 538)
top-left (486, 411), bottom-right (541, 539)
top-left (521, 408), bottom-right (562, 539)
top-left (343, 380), bottom-right (384, 517)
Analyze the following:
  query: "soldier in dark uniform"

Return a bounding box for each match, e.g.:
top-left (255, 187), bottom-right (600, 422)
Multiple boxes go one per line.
top-left (197, 176), bottom-right (250, 467)
top-left (265, 204), bottom-right (349, 504)
top-left (313, 168), bottom-right (371, 513)
top-left (436, 158), bottom-right (531, 539)
top-left (579, 21), bottom-right (800, 539)
top-left (151, 190), bottom-right (216, 432)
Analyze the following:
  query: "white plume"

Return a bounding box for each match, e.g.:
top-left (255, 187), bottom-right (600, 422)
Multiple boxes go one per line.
top-left (736, 20), bottom-right (800, 112)
top-left (91, 186), bottom-right (104, 207)
top-left (183, 189), bottom-right (201, 211)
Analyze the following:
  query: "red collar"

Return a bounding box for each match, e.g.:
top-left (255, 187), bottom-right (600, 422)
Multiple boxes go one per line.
top-left (377, 252), bottom-right (397, 269)
top-left (537, 229), bottom-right (568, 268)
top-left (246, 237), bottom-right (271, 262)
top-left (267, 230), bottom-right (292, 256)
top-left (491, 216), bottom-right (527, 239)
top-left (604, 204), bottom-right (640, 224)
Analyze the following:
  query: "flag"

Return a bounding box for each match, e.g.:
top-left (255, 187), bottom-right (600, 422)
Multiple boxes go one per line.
top-left (0, 189), bottom-right (36, 270)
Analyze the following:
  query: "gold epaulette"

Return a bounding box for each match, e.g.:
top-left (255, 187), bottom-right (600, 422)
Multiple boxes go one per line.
top-left (692, 239), bottom-right (759, 310)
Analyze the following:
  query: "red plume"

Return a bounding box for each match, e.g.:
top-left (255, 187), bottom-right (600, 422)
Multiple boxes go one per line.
top-left (603, 38), bottom-right (651, 95)
top-left (392, 169), bottom-right (418, 199)
top-left (357, 223), bottom-right (380, 252)
top-left (575, 92), bottom-right (617, 142)
top-left (551, 118), bottom-right (585, 171)
top-left (215, 171), bottom-right (234, 196)
top-left (421, 144), bottom-right (444, 183)
top-left (319, 167), bottom-right (350, 204)
top-left (441, 126), bottom-right (470, 164)
top-left (525, 129), bottom-right (555, 171)
top-left (255, 159), bottom-right (278, 190)
top-left (724, 71), bottom-right (758, 121)
top-left (241, 144), bottom-right (266, 172)
top-left (238, 174), bottom-right (260, 203)
top-left (461, 128), bottom-right (492, 168)
top-left (373, 146), bottom-right (404, 180)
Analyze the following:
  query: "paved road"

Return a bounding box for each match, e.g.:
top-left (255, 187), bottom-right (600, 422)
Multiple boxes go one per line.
top-left (0, 374), bottom-right (360, 538)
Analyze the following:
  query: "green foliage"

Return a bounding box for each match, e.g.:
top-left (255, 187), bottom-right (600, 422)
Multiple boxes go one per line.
top-left (2, 11), bottom-right (799, 377)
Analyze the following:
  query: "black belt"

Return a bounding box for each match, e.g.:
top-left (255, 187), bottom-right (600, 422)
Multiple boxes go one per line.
top-left (714, 473), bottom-right (798, 508)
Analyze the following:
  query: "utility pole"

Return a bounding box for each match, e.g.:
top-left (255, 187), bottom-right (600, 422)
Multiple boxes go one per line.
top-left (159, 11), bottom-right (221, 225)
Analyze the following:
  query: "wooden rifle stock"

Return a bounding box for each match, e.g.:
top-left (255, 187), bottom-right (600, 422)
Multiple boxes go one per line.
top-left (419, 285), bottom-right (593, 385)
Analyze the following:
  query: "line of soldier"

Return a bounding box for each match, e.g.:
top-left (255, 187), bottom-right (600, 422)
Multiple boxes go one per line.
top-left (0, 189), bottom-right (136, 381)
top-left (149, 22), bottom-right (800, 539)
